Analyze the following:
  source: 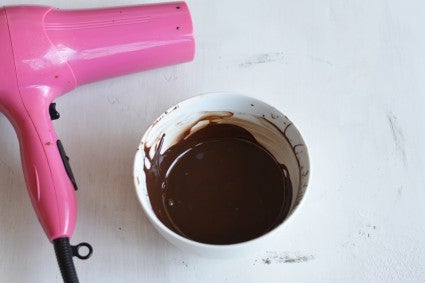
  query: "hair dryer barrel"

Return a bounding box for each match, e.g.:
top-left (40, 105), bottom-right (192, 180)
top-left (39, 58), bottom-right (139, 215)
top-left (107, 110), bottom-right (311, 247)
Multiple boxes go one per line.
top-left (44, 2), bottom-right (195, 86)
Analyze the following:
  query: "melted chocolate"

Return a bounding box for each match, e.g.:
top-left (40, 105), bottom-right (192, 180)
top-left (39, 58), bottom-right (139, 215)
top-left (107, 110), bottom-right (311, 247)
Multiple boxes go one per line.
top-left (144, 123), bottom-right (292, 244)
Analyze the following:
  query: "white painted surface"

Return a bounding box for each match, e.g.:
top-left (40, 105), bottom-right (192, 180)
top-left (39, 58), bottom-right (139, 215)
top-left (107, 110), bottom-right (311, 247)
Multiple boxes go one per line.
top-left (0, 0), bottom-right (424, 282)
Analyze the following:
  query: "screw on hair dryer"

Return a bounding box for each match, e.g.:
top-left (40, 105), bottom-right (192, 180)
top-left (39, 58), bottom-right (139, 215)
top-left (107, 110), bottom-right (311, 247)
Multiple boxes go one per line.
top-left (0, 2), bottom-right (194, 282)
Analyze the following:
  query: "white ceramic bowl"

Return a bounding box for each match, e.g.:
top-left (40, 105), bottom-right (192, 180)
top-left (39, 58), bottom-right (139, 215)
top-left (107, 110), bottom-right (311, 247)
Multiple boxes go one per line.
top-left (134, 93), bottom-right (310, 257)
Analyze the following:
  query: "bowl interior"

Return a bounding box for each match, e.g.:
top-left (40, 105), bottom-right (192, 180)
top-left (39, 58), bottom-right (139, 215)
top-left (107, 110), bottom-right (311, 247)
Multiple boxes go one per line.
top-left (134, 93), bottom-right (310, 243)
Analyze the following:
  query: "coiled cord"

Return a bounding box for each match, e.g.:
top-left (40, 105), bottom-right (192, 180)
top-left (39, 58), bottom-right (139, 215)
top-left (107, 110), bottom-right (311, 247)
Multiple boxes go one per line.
top-left (53, 237), bottom-right (93, 283)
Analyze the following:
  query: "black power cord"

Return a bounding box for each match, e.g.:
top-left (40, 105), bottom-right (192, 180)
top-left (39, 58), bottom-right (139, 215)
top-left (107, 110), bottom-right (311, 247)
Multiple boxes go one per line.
top-left (53, 238), bottom-right (93, 283)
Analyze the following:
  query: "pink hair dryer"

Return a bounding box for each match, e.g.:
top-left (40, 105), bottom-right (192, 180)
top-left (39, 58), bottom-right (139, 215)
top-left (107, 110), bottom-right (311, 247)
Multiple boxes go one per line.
top-left (0, 2), bottom-right (194, 282)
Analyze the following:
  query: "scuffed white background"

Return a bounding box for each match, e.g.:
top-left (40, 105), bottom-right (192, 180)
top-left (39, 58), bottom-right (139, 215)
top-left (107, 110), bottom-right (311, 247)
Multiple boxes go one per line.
top-left (0, 0), bottom-right (424, 282)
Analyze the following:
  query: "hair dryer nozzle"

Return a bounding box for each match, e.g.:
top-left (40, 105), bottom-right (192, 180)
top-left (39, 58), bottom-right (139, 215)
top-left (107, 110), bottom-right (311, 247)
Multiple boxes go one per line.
top-left (44, 2), bottom-right (195, 86)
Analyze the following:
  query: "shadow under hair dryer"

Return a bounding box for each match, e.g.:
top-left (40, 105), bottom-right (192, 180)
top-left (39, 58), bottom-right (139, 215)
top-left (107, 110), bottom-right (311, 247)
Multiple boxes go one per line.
top-left (0, 2), bottom-right (194, 282)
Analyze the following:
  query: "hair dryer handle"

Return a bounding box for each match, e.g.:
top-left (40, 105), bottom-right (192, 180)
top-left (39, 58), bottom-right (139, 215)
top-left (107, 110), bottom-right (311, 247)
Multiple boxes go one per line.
top-left (17, 87), bottom-right (77, 241)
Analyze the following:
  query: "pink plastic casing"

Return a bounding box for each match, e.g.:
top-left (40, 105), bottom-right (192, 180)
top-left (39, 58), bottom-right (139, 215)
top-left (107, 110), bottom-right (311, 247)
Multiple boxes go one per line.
top-left (0, 2), bottom-right (194, 241)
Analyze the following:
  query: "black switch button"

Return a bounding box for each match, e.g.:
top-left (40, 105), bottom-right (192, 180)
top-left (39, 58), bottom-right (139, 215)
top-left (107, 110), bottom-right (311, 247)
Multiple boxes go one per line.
top-left (49, 103), bottom-right (60, 120)
top-left (57, 140), bottom-right (78, 191)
